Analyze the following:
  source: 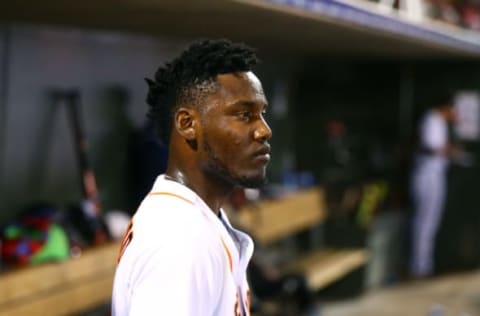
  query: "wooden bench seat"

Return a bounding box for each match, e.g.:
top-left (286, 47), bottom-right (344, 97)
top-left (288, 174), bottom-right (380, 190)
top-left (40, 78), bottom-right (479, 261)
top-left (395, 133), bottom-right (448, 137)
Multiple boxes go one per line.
top-left (285, 248), bottom-right (368, 290)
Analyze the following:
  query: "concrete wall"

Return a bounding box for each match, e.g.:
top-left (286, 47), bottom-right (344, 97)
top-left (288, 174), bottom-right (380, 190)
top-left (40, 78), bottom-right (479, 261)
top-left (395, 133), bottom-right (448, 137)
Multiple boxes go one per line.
top-left (0, 25), bottom-right (188, 220)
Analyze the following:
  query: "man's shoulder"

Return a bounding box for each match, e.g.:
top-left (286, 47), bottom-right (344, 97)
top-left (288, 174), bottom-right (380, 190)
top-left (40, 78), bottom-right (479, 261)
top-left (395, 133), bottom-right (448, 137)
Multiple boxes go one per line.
top-left (130, 201), bottom-right (223, 262)
top-left (133, 193), bottom-right (214, 238)
top-left (142, 190), bottom-right (197, 208)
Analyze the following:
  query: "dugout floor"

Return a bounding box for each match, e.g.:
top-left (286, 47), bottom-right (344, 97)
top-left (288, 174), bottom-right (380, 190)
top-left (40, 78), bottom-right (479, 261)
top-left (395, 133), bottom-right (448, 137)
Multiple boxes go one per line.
top-left (320, 270), bottom-right (480, 316)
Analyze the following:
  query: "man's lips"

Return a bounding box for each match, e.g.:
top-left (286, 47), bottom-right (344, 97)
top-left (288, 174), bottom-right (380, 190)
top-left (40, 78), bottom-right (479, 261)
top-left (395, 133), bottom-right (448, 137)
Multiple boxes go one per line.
top-left (253, 145), bottom-right (271, 162)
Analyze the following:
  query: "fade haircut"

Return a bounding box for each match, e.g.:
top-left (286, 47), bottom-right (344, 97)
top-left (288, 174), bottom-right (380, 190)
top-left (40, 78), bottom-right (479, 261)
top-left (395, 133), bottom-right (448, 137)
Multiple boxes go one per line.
top-left (145, 38), bottom-right (259, 143)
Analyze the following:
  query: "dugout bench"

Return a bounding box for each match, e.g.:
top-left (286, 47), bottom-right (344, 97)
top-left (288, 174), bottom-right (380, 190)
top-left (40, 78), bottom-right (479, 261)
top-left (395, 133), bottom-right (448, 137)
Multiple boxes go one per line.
top-left (232, 187), bottom-right (368, 291)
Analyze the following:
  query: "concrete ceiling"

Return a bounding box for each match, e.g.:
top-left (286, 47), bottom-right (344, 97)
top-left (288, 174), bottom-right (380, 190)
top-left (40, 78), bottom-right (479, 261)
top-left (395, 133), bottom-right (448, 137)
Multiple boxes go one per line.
top-left (1, 0), bottom-right (480, 59)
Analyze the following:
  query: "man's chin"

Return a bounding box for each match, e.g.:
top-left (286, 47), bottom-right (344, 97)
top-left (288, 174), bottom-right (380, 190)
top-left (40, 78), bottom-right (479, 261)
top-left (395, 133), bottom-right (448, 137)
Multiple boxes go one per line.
top-left (236, 174), bottom-right (267, 189)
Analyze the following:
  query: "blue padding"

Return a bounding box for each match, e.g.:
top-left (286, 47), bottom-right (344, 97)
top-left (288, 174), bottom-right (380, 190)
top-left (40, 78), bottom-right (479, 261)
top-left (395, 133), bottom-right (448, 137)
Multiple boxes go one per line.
top-left (267, 0), bottom-right (480, 54)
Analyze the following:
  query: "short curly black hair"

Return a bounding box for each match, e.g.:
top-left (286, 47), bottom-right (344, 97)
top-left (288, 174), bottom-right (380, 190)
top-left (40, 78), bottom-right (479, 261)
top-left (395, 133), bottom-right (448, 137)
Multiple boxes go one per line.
top-left (145, 38), bottom-right (259, 143)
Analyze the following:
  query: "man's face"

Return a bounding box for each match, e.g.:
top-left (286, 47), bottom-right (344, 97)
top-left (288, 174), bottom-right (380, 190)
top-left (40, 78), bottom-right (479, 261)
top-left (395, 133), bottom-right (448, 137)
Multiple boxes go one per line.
top-left (445, 105), bottom-right (458, 124)
top-left (197, 71), bottom-right (272, 188)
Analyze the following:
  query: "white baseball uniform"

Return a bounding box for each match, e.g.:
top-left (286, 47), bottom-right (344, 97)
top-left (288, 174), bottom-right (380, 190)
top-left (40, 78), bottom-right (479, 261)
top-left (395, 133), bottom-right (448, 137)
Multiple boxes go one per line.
top-left (112, 175), bottom-right (254, 316)
top-left (410, 110), bottom-right (449, 277)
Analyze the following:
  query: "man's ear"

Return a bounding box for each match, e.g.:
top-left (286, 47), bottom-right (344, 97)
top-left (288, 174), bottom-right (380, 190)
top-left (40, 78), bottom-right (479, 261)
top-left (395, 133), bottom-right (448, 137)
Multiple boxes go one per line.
top-left (174, 107), bottom-right (198, 141)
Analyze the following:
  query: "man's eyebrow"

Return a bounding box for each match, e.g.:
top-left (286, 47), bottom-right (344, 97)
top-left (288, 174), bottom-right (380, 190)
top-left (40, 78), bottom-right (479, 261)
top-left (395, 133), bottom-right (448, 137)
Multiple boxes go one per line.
top-left (229, 100), bottom-right (268, 108)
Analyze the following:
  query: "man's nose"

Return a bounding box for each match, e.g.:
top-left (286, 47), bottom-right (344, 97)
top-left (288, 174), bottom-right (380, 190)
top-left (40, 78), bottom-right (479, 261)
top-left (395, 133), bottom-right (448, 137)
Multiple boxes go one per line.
top-left (253, 118), bottom-right (272, 142)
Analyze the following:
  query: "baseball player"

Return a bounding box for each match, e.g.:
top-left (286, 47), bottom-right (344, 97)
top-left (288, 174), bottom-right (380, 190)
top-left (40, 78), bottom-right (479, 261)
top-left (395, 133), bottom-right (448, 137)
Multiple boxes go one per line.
top-left (410, 95), bottom-right (458, 278)
top-left (112, 39), bottom-right (272, 316)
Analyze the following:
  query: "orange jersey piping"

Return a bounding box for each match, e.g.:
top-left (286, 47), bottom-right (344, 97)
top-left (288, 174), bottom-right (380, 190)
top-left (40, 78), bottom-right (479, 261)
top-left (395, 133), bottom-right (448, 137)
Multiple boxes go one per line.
top-left (148, 191), bottom-right (194, 205)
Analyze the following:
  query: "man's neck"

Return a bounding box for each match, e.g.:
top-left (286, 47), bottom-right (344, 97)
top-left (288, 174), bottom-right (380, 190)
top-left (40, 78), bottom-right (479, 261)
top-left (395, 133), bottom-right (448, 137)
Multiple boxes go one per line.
top-left (165, 169), bottom-right (233, 215)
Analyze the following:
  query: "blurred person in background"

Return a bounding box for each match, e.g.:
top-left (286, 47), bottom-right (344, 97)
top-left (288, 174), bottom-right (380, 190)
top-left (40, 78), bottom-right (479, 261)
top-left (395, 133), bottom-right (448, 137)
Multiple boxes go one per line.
top-left (410, 93), bottom-right (461, 278)
top-left (112, 39), bottom-right (272, 316)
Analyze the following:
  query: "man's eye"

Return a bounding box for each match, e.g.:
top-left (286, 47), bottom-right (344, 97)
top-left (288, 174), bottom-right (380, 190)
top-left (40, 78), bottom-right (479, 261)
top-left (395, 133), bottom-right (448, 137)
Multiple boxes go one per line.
top-left (238, 112), bottom-right (252, 121)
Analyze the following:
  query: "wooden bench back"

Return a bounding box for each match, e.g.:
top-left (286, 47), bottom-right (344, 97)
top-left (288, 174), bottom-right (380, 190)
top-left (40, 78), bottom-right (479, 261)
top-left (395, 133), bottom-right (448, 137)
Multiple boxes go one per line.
top-left (0, 242), bottom-right (118, 316)
top-left (235, 188), bottom-right (327, 244)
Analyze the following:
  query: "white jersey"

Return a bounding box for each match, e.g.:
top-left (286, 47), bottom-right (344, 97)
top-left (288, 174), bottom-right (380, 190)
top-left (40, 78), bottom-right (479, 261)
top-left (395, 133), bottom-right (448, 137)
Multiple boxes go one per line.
top-left (410, 109), bottom-right (450, 277)
top-left (415, 109), bottom-right (449, 170)
top-left (112, 175), bottom-right (254, 316)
